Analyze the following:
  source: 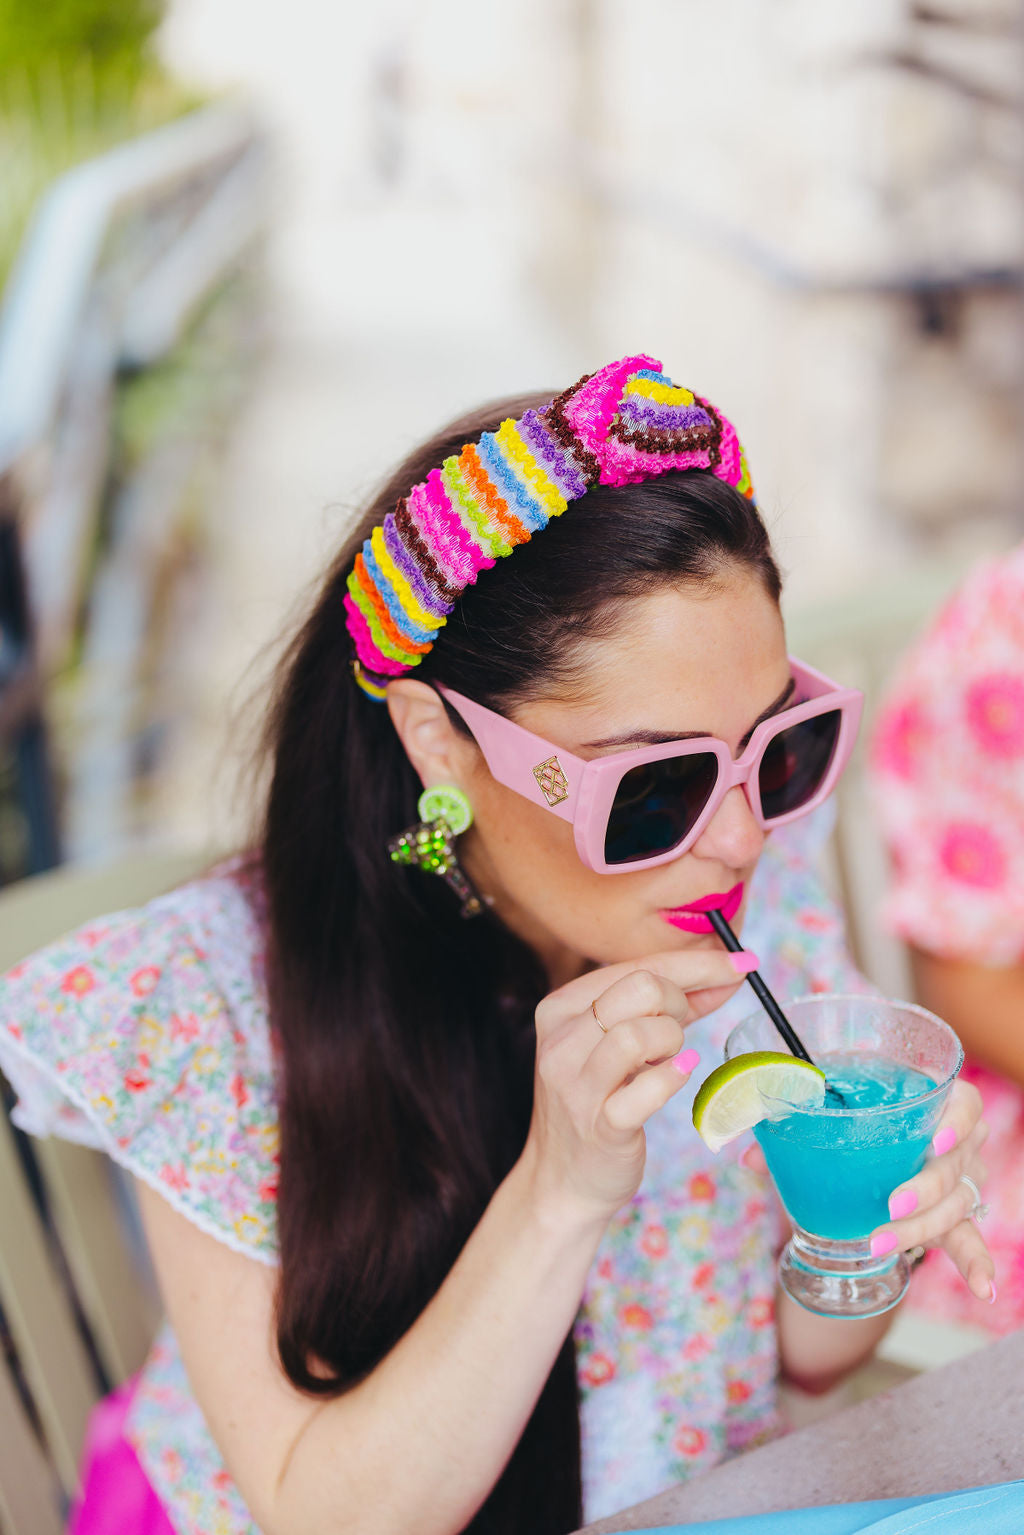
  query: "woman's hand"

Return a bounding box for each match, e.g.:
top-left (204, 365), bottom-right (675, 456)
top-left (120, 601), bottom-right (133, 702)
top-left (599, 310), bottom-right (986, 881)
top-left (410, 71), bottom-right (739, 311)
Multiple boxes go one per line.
top-left (519, 948), bottom-right (752, 1229)
top-left (869, 1079), bottom-right (995, 1303)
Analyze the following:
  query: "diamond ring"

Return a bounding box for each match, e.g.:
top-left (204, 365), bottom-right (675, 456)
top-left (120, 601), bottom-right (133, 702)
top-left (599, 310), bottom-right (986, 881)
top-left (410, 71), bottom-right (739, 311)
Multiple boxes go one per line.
top-left (960, 1173), bottom-right (990, 1223)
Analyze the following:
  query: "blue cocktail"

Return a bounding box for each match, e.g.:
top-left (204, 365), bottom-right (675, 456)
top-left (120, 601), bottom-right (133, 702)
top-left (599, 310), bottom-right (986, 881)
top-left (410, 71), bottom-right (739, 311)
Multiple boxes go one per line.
top-left (725, 996), bottom-right (963, 1318)
top-left (758, 1055), bottom-right (938, 1240)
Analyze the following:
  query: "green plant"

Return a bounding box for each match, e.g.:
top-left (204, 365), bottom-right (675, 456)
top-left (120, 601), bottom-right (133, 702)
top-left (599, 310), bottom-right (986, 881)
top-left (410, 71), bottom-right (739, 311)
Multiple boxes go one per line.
top-left (0, 0), bottom-right (197, 293)
top-left (0, 65), bottom-right (196, 289)
top-left (0, 0), bottom-right (163, 79)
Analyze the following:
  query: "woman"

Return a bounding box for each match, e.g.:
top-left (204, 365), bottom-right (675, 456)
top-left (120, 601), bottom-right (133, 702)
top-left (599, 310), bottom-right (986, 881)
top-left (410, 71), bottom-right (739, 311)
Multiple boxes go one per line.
top-left (0, 357), bottom-right (992, 1535)
top-left (871, 540), bottom-right (1024, 1332)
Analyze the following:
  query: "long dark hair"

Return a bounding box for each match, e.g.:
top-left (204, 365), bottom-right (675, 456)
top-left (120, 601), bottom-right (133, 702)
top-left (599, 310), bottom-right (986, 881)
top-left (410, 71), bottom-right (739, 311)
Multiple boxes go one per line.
top-left (259, 393), bottom-right (781, 1534)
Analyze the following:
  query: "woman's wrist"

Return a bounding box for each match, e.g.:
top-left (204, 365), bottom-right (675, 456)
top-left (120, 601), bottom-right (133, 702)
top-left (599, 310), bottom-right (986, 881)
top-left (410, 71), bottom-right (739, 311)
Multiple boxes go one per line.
top-left (504, 1141), bottom-right (612, 1254)
top-left (776, 1285), bottom-right (897, 1394)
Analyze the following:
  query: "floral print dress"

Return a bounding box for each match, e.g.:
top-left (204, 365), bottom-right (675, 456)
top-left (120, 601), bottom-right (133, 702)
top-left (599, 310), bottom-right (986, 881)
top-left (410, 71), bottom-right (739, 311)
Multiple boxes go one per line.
top-left (0, 812), bottom-right (866, 1532)
top-left (870, 541), bottom-right (1024, 1336)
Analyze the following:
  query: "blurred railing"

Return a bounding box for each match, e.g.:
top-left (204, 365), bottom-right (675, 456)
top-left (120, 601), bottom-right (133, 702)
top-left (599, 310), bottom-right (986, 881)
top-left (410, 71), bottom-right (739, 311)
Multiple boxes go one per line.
top-left (0, 101), bottom-right (268, 881)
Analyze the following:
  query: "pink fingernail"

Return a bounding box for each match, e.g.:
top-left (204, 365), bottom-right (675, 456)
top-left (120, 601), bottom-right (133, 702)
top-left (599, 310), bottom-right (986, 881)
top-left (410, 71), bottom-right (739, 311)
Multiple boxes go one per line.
top-left (932, 1126), bottom-right (957, 1156)
top-left (889, 1189), bottom-right (918, 1220)
top-left (672, 1048), bottom-right (700, 1077)
top-left (870, 1232), bottom-right (899, 1258)
top-left (988, 1282), bottom-right (998, 1305)
top-left (728, 951), bottom-right (760, 975)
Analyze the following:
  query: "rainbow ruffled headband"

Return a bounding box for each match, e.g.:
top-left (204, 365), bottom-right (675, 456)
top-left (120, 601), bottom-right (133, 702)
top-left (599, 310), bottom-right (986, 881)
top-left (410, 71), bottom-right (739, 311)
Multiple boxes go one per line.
top-left (345, 353), bottom-right (755, 698)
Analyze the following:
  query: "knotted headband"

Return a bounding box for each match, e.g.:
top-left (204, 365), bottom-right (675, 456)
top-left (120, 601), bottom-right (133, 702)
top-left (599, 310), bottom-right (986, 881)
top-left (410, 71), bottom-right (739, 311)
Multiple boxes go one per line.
top-left (345, 353), bottom-right (755, 698)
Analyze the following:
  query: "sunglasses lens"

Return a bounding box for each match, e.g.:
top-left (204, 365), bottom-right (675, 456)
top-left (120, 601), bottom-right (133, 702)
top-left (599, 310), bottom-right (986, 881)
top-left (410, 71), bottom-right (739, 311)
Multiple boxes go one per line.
top-left (604, 752), bottom-right (720, 866)
top-left (758, 710), bottom-right (841, 821)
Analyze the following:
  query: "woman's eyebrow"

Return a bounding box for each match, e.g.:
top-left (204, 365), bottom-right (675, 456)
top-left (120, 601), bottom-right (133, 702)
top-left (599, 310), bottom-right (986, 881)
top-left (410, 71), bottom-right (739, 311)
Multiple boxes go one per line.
top-left (738, 676), bottom-right (798, 748)
top-left (582, 677), bottom-right (797, 751)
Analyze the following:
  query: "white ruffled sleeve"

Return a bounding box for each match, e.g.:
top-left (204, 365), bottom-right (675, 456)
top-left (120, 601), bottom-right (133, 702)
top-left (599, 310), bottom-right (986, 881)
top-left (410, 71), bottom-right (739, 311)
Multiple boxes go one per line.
top-left (0, 869), bottom-right (279, 1265)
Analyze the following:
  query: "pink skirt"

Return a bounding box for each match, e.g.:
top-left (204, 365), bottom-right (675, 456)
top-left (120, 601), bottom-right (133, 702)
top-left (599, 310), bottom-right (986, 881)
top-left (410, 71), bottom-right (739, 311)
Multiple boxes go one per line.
top-left (67, 1380), bottom-right (175, 1535)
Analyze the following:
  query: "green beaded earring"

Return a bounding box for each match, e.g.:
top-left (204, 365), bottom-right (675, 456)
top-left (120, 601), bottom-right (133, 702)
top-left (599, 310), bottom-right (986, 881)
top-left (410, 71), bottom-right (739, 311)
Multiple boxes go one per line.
top-left (388, 784), bottom-right (483, 918)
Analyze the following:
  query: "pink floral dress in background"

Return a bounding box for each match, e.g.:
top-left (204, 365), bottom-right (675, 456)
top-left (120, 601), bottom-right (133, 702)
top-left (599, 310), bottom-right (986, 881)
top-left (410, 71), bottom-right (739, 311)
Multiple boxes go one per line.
top-left (1, 812), bottom-right (869, 1532)
top-left (870, 541), bottom-right (1024, 1335)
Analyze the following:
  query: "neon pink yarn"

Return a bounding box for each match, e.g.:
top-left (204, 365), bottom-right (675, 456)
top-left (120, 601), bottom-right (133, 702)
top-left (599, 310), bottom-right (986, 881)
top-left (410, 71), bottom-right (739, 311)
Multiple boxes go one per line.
top-left (343, 593), bottom-right (408, 675)
top-left (561, 355), bottom-right (661, 479)
top-left (411, 471), bottom-right (495, 589)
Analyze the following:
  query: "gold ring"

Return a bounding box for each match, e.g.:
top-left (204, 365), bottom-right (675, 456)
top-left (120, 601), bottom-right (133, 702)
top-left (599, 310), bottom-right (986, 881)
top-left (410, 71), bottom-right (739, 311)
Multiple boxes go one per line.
top-left (591, 998), bottom-right (609, 1033)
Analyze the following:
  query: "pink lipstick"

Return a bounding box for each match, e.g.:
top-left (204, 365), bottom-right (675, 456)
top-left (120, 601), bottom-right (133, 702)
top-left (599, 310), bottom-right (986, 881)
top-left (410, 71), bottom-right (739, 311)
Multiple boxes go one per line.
top-left (660, 882), bottom-right (744, 935)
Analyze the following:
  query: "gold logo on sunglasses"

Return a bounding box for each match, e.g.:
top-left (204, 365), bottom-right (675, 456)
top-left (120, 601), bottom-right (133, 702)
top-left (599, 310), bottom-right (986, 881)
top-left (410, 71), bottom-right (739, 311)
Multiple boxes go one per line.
top-left (533, 756), bottom-right (569, 806)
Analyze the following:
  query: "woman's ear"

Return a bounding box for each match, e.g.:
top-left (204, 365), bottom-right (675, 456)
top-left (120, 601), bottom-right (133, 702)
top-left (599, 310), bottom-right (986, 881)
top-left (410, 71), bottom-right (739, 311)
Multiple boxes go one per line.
top-left (386, 679), bottom-right (473, 791)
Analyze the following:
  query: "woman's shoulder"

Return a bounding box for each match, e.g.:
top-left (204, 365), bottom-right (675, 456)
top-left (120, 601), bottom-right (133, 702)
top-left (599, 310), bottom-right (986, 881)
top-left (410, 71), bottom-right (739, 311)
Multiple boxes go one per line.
top-left (0, 857), bottom-right (279, 1264)
top-left (932, 542), bottom-right (1024, 651)
top-left (883, 542), bottom-right (1024, 710)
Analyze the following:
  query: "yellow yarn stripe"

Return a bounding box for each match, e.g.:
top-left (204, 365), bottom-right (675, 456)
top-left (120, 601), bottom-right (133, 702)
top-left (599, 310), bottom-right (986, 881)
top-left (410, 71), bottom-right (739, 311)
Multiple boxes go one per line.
top-left (735, 445), bottom-right (754, 497)
top-left (352, 661), bottom-right (388, 700)
top-left (346, 573), bottom-right (424, 666)
top-left (624, 377), bottom-right (696, 406)
top-left (442, 458), bottom-right (514, 560)
top-left (370, 525), bottom-right (444, 635)
top-left (496, 419), bottom-right (568, 520)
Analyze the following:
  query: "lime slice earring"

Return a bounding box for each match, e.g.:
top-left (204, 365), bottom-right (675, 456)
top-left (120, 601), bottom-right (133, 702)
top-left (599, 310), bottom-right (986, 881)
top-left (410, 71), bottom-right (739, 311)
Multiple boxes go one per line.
top-left (388, 784), bottom-right (483, 918)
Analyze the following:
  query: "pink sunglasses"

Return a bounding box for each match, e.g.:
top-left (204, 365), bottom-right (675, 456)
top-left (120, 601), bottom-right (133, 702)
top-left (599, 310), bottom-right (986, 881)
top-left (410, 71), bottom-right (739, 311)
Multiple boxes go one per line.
top-left (438, 659), bottom-right (862, 874)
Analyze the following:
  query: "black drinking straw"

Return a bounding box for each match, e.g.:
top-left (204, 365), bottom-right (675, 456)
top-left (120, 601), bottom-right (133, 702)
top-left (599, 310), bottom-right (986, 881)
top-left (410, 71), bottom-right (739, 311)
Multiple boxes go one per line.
top-left (707, 908), bottom-right (818, 1067)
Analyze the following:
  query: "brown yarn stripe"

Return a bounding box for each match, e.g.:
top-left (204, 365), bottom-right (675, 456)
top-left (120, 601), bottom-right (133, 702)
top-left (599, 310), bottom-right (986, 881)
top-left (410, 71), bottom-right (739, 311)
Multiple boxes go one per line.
top-left (606, 418), bottom-right (717, 457)
top-left (393, 499), bottom-right (461, 606)
top-left (543, 374), bottom-right (602, 488)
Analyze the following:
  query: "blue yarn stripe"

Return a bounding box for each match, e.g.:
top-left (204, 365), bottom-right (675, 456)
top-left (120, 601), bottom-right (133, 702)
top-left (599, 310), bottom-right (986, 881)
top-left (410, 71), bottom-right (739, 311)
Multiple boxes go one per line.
top-left (362, 542), bottom-right (436, 644)
top-left (477, 431), bottom-right (549, 533)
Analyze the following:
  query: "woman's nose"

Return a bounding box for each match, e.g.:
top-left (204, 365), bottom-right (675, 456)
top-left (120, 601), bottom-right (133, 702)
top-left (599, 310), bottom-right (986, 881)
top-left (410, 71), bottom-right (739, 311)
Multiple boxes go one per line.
top-left (690, 784), bottom-right (766, 869)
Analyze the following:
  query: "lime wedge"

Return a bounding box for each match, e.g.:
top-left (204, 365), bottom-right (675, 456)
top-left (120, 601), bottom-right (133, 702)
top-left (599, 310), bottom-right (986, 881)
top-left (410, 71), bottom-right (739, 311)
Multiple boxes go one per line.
top-left (691, 1051), bottom-right (826, 1154)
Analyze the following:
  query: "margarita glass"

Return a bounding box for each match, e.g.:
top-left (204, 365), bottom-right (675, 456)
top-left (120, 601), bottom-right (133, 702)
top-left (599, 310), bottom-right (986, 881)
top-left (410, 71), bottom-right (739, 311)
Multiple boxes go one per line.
top-left (725, 995), bottom-right (963, 1319)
